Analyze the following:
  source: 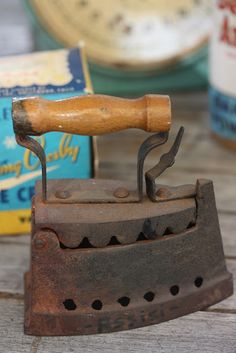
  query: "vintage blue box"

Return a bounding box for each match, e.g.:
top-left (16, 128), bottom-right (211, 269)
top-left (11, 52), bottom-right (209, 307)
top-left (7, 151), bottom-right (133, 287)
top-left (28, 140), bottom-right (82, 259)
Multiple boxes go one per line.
top-left (0, 46), bottom-right (93, 235)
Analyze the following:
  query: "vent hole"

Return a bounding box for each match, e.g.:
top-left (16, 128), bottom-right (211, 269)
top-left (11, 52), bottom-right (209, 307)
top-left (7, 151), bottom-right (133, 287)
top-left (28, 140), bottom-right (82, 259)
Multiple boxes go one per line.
top-left (170, 285), bottom-right (179, 296)
top-left (137, 233), bottom-right (147, 241)
top-left (118, 296), bottom-right (130, 307)
top-left (163, 227), bottom-right (173, 236)
top-left (60, 242), bottom-right (67, 249)
top-left (144, 291), bottom-right (155, 302)
top-left (91, 300), bottom-right (103, 310)
top-left (108, 236), bottom-right (121, 246)
top-left (187, 221), bottom-right (195, 229)
top-left (63, 299), bottom-right (77, 310)
top-left (79, 237), bottom-right (95, 248)
top-left (194, 276), bottom-right (203, 288)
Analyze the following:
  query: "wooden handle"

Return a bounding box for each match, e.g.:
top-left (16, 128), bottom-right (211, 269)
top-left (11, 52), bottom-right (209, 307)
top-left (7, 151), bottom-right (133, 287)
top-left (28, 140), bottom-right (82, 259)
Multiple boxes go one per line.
top-left (12, 94), bottom-right (171, 136)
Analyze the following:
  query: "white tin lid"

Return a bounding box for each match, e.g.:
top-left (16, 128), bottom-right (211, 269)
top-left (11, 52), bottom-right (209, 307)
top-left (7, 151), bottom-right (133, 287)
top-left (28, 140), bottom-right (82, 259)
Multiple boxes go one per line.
top-left (29, 0), bottom-right (212, 70)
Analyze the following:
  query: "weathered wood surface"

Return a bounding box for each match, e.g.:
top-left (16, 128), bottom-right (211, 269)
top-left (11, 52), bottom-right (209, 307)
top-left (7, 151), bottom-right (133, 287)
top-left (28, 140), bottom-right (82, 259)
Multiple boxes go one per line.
top-left (0, 300), bottom-right (235, 353)
top-left (0, 1), bottom-right (236, 352)
top-left (0, 236), bottom-right (28, 298)
top-left (0, 0), bottom-right (32, 57)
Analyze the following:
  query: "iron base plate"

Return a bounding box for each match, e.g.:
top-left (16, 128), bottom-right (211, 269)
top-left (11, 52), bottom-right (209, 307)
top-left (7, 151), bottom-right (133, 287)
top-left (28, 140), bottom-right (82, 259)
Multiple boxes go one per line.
top-left (24, 271), bottom-right (233, 336)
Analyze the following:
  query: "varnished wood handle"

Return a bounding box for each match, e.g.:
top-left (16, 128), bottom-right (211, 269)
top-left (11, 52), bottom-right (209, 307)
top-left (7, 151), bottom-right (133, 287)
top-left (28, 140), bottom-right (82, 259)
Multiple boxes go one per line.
top-left (12, 94), bottom-right (171, 136)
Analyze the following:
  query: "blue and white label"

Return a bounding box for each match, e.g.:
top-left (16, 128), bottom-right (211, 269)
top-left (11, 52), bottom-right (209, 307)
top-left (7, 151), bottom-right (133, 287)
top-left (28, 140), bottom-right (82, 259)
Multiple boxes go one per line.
top-left (210, 86), bottom-right (236, 140)
top-left (210, 1), bottom-right (236, 141)
top-left (0, 46), bottom-right (92, 234)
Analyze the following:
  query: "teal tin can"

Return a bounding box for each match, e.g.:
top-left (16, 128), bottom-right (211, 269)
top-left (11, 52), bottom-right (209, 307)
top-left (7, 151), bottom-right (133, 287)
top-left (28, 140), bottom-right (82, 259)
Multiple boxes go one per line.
top-left (24, 0), bottom-right (211, 96)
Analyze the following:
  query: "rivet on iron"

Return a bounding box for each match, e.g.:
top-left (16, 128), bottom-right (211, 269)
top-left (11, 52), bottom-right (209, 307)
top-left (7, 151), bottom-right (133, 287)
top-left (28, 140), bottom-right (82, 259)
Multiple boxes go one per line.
top-left (34, 238), bottom-right (47, 249)
top-left (113, 187), bottom-right (129, 198)
top-left (156, 187), bottom-right (171, 198)
top-left (55, 190), bottom-right (71, 199)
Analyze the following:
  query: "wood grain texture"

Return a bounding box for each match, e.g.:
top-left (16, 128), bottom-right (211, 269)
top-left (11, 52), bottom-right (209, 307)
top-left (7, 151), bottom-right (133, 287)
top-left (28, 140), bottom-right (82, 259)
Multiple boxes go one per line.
top-left (0, 299), bottom-right (235, 353)
top-left (0, 236), bottom-right (29, 296)
top-left (12, 95), bottom-right (171, 136)
top-left (0, 0), bottom-right (32, 57)
top-left (210, 259), bottom-right (236, 312)
top-left (35, 312), bottom-right (236, 353)
top-left (219, 213), bottom-right (236, 258)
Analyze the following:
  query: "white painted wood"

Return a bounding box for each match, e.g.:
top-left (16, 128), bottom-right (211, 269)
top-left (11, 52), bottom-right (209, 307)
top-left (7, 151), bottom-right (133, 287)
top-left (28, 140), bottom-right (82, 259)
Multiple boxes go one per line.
top-left (38, 312), bottom-right (236, 353)
top-left (210, 259), bottom-right (236, 311)
top-left (0, 0), bottom-right (32, 56)
top-left (219, 213), bottom-right (236, 258)
top-left (0, 299), bottom-right (235, 353)
top-left (0, 299), bottom-right (33, 353)
top-left (0, 235), bottom-right (29, 245)
top-left (0, 236), bottom-right (29, 295)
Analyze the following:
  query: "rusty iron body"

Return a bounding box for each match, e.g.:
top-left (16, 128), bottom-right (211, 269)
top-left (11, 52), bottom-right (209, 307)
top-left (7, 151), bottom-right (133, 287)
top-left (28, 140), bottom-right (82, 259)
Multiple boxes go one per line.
top-left (25, 178), bottom-right (232, 336)
top-left (12, 94), bottom-right (233, 336)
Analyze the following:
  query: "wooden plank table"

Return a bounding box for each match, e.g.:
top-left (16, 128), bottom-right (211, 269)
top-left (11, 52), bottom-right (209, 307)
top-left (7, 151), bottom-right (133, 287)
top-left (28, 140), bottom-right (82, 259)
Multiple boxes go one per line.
top-left (0, 1), bottom-right (235, 352)
top-left (0, 93), bottom-right (236, 353)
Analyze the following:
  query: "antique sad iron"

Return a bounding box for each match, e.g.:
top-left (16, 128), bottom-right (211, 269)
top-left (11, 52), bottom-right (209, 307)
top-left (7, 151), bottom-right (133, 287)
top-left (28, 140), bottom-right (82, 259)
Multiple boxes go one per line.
top-left (12, 94), bottom-right (233, 336)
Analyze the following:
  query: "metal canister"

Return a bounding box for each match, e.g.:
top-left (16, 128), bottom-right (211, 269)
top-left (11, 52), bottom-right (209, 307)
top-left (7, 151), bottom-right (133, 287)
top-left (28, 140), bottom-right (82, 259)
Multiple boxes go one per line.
top-left (24, 0), bottom-right (210, 96)
top-left (210, 0), bottom-right (236, 149)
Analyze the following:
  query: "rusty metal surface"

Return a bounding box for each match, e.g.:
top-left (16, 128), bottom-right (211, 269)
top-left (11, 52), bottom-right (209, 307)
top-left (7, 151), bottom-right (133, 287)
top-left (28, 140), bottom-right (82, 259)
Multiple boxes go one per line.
top-left (36, 179), bottom-right (139, 204)
top-left (145, 127), bottom-right (184, 201)
top-left (16, 134), bottom-right (47, 200)
top-left (25, 179), bottom-right (233, 335)
top-left (16, 122), bottom-right (233, 336)
top-left (34, 191), bottom-right (196, 248)
top-left (35, 178), bottom-right (196, 205)
top-left (137, 130), bottom-right (168, 199)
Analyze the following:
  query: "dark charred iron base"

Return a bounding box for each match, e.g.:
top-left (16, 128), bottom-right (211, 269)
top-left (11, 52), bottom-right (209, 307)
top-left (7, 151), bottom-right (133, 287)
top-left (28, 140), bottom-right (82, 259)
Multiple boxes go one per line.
top-left (25, 272), bottom-right (232, 336)
top-left (24, 178), bottom-right (233, 336)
